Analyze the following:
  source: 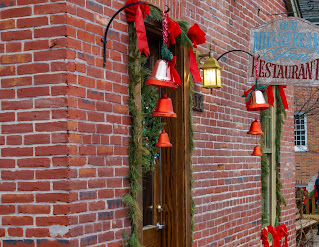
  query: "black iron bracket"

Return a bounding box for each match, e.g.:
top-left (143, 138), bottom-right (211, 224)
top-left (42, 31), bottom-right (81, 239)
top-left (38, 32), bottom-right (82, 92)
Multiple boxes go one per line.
top-left (101, 2), bottom-right (169, 67)
top-left (217, 49), bottom-right (253, 61)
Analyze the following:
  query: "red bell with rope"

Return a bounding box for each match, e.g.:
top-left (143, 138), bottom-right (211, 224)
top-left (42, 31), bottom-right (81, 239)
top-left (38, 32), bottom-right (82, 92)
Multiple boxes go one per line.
top-left (152, 94), bottom-right (176, 118)
top-left (247, 119), bottom-right (264, 135)
top-left (156, 128), bottom-right (172, 147)
top-left (145, 59), bottom-right (178, 89)
top-left (251, 145), bottom-right (262, 156)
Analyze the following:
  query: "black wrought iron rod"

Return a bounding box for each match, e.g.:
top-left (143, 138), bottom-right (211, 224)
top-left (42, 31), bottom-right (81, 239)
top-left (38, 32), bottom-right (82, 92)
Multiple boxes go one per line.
top-left (102, 2), bottom-right (168, 67)
top-left (216, 49), bottom-right (253, 61)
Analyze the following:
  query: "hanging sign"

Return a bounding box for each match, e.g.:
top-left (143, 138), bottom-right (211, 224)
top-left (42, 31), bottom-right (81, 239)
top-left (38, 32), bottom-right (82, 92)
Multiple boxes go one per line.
top-left (248, 17), bottom-right (319, 86)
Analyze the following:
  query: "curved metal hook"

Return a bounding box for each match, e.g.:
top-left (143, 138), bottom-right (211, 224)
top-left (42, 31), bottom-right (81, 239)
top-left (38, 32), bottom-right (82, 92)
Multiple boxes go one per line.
top-left (101, 2), bottom-right (165, 67)
top-left (165, 5), bottom-right (170, 13)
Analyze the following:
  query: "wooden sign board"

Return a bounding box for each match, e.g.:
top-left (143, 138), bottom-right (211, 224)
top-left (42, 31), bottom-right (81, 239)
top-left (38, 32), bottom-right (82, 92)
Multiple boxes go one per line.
top-left (248, 17), bottom-right (319, 86)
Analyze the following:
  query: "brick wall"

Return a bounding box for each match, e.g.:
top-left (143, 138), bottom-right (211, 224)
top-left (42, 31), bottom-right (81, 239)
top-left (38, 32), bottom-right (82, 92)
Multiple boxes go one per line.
top-left (0, 0), bottom-right (296, 247)
top-left (294, 87), bottom-right (319, 186)
top-left (0, 0), bottom-right (70, 246)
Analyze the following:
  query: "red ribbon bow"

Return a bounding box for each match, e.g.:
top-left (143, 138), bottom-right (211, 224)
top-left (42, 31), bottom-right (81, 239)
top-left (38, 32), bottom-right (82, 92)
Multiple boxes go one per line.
top-left (125, 0), bottom-right (150, 57)
top-left (261, 228), bottom-right (269, 247)
top-left (187, 24), bottom-right (206, 83)
top-left (168, 56), bottom-right (181, 86)
top-left (187, 24), bottom-right (206, 48)
top-left (166, 15), bottom-right (181, 45)
top-left (276, 224), bottom-right (288, 247)
top-left (266, 86), bottom-right (289, 110)
top-left (243, 85), bottom-right (255, 111)
top-left (267, 225), bottom-right (281, 247)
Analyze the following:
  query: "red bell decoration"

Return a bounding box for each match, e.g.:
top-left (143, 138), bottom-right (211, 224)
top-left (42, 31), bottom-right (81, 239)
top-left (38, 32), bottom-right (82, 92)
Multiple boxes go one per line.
top-left (251, 145), bottom-right (262, 156)
top-left (156, 128), bottom-right (172, 147)
top-left (247, 119), bottom-right (264, 135)
top-left (152, 94), bottom-right (177, 118)
top-left (145, 59), bottom-right (178, 89)
top-left (248, 90), bottom-right (269, 111)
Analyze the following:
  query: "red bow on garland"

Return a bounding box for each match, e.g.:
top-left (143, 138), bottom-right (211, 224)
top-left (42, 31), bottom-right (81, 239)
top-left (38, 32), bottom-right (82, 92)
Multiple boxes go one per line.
top-left (166, 15), bottom-right (181, 46)
top-left (125, 0), bottom-right (150, 57)
top-left (267, 85), bottom-right (289, 110)
top-left (168, 56), bottom-right (181, 86)
top-left (267, 225), bottom-right (281, 247)
top-left (261, 228), bottom-right (269, 247)
top-left (187, 24), bottom-right (206, 83)
top-left (276, 224), bottom-right (288, 247)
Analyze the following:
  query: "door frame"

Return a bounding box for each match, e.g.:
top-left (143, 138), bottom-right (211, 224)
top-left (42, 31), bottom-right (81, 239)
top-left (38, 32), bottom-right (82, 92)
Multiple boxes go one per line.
top-left (136, 23), bottom-right (192, 247)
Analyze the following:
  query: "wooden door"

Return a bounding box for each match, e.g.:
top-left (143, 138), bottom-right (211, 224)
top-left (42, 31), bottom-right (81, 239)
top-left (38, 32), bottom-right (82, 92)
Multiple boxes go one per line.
top-left (142, 24), bottom-right (191, 247)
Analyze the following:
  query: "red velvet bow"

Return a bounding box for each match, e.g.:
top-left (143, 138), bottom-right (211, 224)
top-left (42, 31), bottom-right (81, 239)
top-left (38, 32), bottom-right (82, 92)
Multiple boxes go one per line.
top-left (187, 24), bottom-right (206, 48)
top-left (261, 228), bottom-right (269, 247)
top-left (125, 0), bottom-right (150, 57)
top-left (168, 56), bottom-right (181, 86)
top-left (267, 225), bottom-right (281, 247)
top-left (243, 85), bottom-right (255, 111)
top-left (266, 86), bottom-right (288, 110)
top-left (166, 15), bottom-right (181, 45)
top-left (276, 224), bottom-right (288, 247)
top-left (187, 24), bottom-right (206, 83)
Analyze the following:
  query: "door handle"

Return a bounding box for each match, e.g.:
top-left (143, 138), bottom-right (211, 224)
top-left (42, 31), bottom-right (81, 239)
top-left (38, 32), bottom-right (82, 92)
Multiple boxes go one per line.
top-left (156, 222), bottom-right (166, 230)
top-left (157, 205), bottom-right (163, 213)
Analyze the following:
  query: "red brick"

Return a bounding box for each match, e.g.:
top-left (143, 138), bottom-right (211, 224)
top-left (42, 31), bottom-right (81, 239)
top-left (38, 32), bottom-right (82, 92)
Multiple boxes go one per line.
top-left (36, 239), bottom-right (70, 247)
top-left (36, 193), bottom-right (69, 203)
top-left (0, 65), bottom-right (15, 76)
top-left (53, 204), bottom-right (69, 215)
top-left (0, 182), bottom-right (16, 191)
top-left (1, 7), bottom-right (32, 19)
top-left (2, 170), bottom-right (34, 180)
top-left (34, 2), bottom-right (66, 14)
top-left (18, 111), bottom-right (50, 121)
top-left (2, 216), bottom-right (33, 225)
top-left (7, 135), bottom-right (22, 145)
top-left (0, 19), bottom-right (15, 30)
top-left (50, 14), bottom-right (67, 25)
top-left (26, 228), bottom-right (50, 238)
top-left (17, 63), bottom-right (50, 75)
top-left (35, 121), bottom-right (67, 132)
top-left (24, 40), bottom-right (49, 51)
top-left (2, 194), bottom-right (34, 203)
top-left (24, 134), bottom-right (50, 145)
top-left (35, 97), bottom-right (67, 108)
top-left (1, 53), bottom-right (31, 64)
top-left (2, 147), bottom-right (33, 157)
top-left (0, 205), bottom-right (15, 214)
top-left (18, 205), bottom-right (50, 214)
top-left (17, 87), bottom-right (50, 98)
top-left (35, 145), bottom-right (68, 156)
top-left (2, 99), bottom-right (33, 110)
top-left (79, 168), bottom-right (96, 178)
top-left (18, 158), bottom-right (50, 168)
top-left (8, 228), bottom-right (23, 237)
top-left (36, 216), bottom-right (68, 226)
top-left (6, 42), bottom-right (22, 52)
top-left (17, 16), bottom-right (48, 28)
top-left (18, 182), bottom-right (50, 191)
top-left (36, 168), bottom-right (68, 179)
top-left (1, 30), bottom-right (32, 41)
top-left (0, 159), bottom-right (15, 168)
top-left (0, 88), bottom-right (15, 99)
top-left (2, 123), bottom-right (33, 134)
top-left (34, 49), bottom-right (67, 61)
top-left (1, 76), bottom-right (32, 88)
top-left (34, 26), bottom-right (67, 38)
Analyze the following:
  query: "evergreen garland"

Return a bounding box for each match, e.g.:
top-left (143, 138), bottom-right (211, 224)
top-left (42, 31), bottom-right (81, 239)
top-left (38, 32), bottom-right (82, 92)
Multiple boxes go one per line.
top-left (189, 75), bottom-right (195, 245)
top-left (260, 86), bottom-right (287, 227)
top-left (123, 7), bottom-right (195, 246)
top-left (260, 107), bottom-right (270, 227)
top-left (123, 23), bottom-right (150, 246)
top-left (274, 86), bottom-right (287, 226)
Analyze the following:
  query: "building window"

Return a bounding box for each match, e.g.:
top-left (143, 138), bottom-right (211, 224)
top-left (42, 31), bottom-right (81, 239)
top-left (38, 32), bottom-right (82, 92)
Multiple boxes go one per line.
top-left (294, 112), bottom-right (307, 152)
